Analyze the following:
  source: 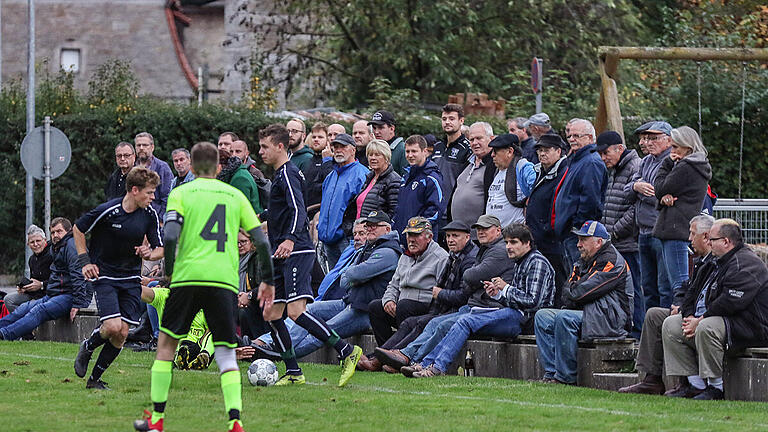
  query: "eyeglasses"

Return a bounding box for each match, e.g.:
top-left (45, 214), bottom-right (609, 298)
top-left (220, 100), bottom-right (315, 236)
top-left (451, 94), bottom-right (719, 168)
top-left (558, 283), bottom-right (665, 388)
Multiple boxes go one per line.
top-left (567, 133), bottom-right (589, 139)
top-left (237, 239), bottom-right (250, 246)
top-left (288, 129), bottom-right (305, 135)
top-left (640, 135), bottom-right (665, 142)
top-left (708, 237), bottom-right (726, 243)
top-left (116, 153), bottom-right (134, 159)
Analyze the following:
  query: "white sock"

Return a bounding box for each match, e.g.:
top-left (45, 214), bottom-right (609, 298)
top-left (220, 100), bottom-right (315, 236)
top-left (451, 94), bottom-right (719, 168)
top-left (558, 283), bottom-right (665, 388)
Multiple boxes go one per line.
top-left (688, 375), bottom-right (706, 389)
top-left (708, 377), bottom-right (723, 390)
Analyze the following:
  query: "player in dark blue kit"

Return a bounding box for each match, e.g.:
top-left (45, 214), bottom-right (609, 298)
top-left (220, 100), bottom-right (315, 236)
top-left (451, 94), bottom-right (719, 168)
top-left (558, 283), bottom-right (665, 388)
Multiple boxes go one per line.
top-left (258, 124), bottom-right (362, 387)
top-left (72, 167), bottom-right (165, 389)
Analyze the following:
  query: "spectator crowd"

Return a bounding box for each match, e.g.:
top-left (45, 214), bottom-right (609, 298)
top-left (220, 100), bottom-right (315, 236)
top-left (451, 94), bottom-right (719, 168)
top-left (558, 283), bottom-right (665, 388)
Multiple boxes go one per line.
top-left (3, 104), bottom-right (768, 402)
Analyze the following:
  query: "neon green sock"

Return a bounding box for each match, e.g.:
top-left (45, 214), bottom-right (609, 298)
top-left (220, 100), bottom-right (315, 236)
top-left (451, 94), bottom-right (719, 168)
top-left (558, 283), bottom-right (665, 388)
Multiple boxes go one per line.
top-left (220, 370), bottom-right (242, 414)
top-left (150, 360), bottom-right (173, 422)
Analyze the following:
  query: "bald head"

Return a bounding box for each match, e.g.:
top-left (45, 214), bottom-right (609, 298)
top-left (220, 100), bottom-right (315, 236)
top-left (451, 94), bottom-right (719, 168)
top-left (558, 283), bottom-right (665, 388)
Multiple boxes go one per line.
top-left (352, 120), bottom-right (373, 149)
top-left (328, 124), bottom-right (346, 142)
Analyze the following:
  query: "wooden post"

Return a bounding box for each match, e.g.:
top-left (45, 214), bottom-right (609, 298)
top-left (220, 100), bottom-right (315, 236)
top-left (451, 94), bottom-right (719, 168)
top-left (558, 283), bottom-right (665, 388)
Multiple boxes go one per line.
top-left (597, 56), bottom-right (624, 140)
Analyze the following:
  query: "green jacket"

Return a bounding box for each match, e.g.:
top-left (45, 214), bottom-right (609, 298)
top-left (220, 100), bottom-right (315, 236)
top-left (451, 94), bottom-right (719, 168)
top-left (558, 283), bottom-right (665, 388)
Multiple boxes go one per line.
top-left (230, 164), bottom-right (263, 214)
top-left (290, 146), bottom-right (314, 172)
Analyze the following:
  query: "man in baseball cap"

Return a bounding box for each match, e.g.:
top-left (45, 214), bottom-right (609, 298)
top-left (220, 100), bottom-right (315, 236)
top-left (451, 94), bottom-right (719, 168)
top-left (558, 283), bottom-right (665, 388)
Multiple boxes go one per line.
top-left (368, 110), bottom-right (406, 175)
top-left (523, 112), bottom-right (554, 141)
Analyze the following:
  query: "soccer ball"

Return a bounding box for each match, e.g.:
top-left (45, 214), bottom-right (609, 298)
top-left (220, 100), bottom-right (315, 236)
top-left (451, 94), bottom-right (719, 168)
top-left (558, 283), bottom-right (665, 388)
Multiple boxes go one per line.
top-left (247, 359), bottom-right (279, 386)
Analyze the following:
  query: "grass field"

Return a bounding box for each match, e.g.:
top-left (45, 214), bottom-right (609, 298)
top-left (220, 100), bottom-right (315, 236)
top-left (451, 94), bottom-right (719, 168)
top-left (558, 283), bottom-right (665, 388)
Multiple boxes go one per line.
top-left (1, 341), bottom-right (767, 431)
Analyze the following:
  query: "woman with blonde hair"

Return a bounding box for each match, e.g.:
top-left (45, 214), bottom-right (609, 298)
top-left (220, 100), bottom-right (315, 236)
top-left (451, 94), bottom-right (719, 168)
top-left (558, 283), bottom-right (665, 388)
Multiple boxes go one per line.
top-left (343, 139), bottom-right (402, 231)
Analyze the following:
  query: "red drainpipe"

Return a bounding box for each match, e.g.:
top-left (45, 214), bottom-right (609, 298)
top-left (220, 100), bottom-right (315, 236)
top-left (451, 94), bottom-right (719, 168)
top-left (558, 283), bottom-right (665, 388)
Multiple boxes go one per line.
top-left (165, 0), bottom-right (198, 90)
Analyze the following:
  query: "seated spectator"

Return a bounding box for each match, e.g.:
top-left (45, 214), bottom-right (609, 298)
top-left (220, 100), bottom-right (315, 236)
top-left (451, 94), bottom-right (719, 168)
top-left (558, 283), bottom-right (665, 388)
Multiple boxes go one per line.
top-left (367, 217), bottom-right (448, 345)
top-left (392, 136), bottom-right (444, 241)
top-left (619, 215), bottom-right (715, 395)
top-left (653, 126), bottom-right (712, 315)
top-left (485, 134), bottom-right (536, 226)
top-left (236, 229), bottom-right (269, 339)
top-left (140, 284), bottom-right (213, 370)
top-left (409, 224), bottom-right (555, 377)
top-left (217, 149), bottom-right (262, 214)
top-left (315, 220), bottom-right (369, 301)
top-left (451, 122), bottom-right (494, 232)
top-left (534, 220), bottom-right (631, 385)
top-left (170, 148), bottom-right (195, 189)
top-left (395, 215), bottom-right (515, 373)
top-left (104, 141), bottom-right (135, 200)
top-left (364, 220), bottom-right (477, 372)
top-left (661, 219), bottom-right (768, 400)
top-left (525, 134), bottom-right (568, 305)
top-left (5, 225), bottom-right (53, 313)
top-left (251, 211), bottom-right (402, 359)
top-left (345, 139), bottom-right (402, 226)
top-left (318, 133), bottom-right (369, 269)
top-left (0, 218), bottom-right (91, 340)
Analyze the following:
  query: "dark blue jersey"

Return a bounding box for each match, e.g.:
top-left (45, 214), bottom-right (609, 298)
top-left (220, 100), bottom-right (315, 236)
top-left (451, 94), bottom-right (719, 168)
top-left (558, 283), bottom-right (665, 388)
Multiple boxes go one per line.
top-left (261, 161), bottom-right (314, 254)
top-left (75, 197), bottom-right (163, 279)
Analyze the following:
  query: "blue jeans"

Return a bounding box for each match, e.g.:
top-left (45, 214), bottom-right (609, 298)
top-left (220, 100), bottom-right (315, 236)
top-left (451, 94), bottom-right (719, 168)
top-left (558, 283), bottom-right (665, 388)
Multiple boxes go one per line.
top-left (561, 234), bottom-right (580, 274)
top-left (400, 306), bottom-right (470, 363)
top-left (261, 299), bottom-right (370, 358)
top-left (638, 234), bottom-right (672, 309)
top-left (0, 294), bottom-right (72, 340)
top-left (660, 239), bottom-right (689, 303)
top-left (623, 251), bottom-right (645, 338)
top-left (534, 308), bottom-right (583, 384)
top-left (422, 308), bottom-right (523, 372)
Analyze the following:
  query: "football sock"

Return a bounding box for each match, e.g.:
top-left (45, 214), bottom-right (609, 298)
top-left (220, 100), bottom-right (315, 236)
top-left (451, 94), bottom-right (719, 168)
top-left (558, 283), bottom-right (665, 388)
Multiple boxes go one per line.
top-left (89, 341), bottom-right (122, 381)
top-left (220, 371), bottom-right (242, 419)
top-left (708, 377), bottom-right (723, 390)
top-left (150, 360), bottom-right (173, 424)
top-left (295, 312), bottom-right (351, 357)
top-left (85, 327), bottom-right (107, 351)
top-left (269, 320), bottom-right (301, 374)
top-left (688, 375), bottom-right (706, 390)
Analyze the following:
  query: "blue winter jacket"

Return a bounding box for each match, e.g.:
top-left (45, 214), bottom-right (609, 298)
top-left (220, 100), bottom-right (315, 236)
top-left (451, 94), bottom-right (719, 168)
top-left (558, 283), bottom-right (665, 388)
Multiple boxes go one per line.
top-left (318, 160), bottom-right (369, 244)
top-left (392, 160), bottom-right (444, 235)
top-left (552, 143), bottom-right (608, 239)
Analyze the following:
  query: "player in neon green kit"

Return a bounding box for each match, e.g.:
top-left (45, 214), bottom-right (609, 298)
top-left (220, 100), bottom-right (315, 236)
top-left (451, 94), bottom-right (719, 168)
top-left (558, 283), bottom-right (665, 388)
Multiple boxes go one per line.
top-left (134, 142), bottom-right (275, 432)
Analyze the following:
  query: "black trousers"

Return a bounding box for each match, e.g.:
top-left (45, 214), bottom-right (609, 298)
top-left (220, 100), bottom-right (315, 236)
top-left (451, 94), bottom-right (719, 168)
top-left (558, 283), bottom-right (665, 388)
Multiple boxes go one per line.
top-left (380, 313), bottom-right (436, 350)
top-left (367, 298), bottom-right (431, 346)
top-left (542, 251), bottom-right (569, 308)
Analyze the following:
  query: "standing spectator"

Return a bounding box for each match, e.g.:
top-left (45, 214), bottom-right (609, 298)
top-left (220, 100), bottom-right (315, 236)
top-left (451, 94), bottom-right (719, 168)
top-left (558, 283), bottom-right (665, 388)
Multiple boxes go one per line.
top-left (217, 131), bottom-right (238, 153)
top-left (624, 121), bottom-right (673, 309)
top-left (0, 218), bottom-right (90, 340)
top-left (525, 134), bottom-right (569, 305)
top-left (134, 132), bottom-right (173, 218)
top-left (485, 134), bottom-right (536, 226)
top-left (534, 221), bottom-right (632, 385)
top-left (392, 135), bottom-right (444, 239)
top-left (346, 139), bottom-right (402, 223)
top-left (451, 122), bottom-right (494, 231)
top-left (654, 126), bottom-right (712, 310)
top-left (328, 124), bottom-right (346, 142)
top-left (170, 148), bottom-right (195, 189)
top-left (5, 225), bottom-right (53, 312)
top-left (433, 104), bottom-right (471, 232)
top-left (303, 122), bottom-right (333, 212)
top-left (552, 119), bottom-right (607, 271)
top-left (286, 119), bottom-right (313, 171)
top-left (508, 116), bottom-right (538, 164)
top-left (523, 113), bottom-right (554, 141)
top-left (369, 110), bottom-right (407, 176)
top-left (231, 139), bottom-right (268, 186)
top-left (218, 149), bottom-right (262, 214)
top-left (318, 133), bottom-right (369, 269)
top-left (597, 131), bottom-right (642, 337)
top-left (352, 120), bottom-right (374, 167)
top-left (661, 219), bottom-right (768, 400)
top-left (105, 141), bottom-right (136, 200)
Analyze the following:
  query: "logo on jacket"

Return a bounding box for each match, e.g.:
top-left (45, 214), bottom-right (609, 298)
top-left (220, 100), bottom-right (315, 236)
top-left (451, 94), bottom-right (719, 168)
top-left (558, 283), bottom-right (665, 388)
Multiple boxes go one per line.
top-left (450, 147), bottom-right (459, 158)
top-left (411, 182), bottom-right (418, 190)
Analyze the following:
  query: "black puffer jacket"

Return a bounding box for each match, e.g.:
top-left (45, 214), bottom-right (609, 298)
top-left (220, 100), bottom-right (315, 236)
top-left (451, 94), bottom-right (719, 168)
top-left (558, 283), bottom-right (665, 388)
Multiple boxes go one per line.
top-left (601, 150), bottom-right (641, 253)
top-left (652, 152), bottom-right (712, 241)
top-left (27, 243), bottom-right (54, 299)
top-left (430, 241), bottom-right (477, 315)
top-left (343, 164), bottom-right (401, 233)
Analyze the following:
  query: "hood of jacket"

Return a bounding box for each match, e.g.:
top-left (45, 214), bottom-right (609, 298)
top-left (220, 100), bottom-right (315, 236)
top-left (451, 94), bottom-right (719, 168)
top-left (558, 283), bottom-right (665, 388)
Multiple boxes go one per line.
top-left (678, 151), bottom-right (712, 180)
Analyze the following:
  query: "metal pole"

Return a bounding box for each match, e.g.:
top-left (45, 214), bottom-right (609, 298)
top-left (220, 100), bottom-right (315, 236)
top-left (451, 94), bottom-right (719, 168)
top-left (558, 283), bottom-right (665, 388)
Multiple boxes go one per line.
top-left (535, 58), bottom-right (543, 113)
top-left (44, 116), bottom-right (51, 240)
top-left (197, 66), bottom-right (203, 107)
top-left (1, 0), bottom-right (4, 88)
top-left (24, 0), bottom-right (36, 273)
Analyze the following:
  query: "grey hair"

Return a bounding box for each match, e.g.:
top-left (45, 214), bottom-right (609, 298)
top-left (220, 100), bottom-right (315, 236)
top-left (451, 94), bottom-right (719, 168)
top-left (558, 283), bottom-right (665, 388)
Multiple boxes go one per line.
top-left (572, 119), bottom-right (596, 141)
top-left (27, 224), bottom-right (45, 239)
top-left (353, 218), bottom-right (367, 226)
top-left (367, 139), bottom-right (392, 162)
top-left (115, 141), bottom-right (135, 153)
top-left (690, 214), bottom-right (715, 233)
top-left (671, 126), bottom-right (707, 156)
top-left (171, 148), bottom-right (190, 159)
top-left (508, 117), bottom-right (528, 129)
top-left (469, 121), bottom-right (493, 137)
top-left (134, 132), bottom-right (154, 145)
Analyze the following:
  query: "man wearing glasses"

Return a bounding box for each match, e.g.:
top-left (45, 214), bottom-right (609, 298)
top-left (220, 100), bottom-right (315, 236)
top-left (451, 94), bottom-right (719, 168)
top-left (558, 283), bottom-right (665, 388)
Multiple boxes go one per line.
top-left (286, 118), bottom-right (313, 171)
top-left (624, 121), bottom-right (674, 310)
top-left (105, 142), bottom-right (136, 200)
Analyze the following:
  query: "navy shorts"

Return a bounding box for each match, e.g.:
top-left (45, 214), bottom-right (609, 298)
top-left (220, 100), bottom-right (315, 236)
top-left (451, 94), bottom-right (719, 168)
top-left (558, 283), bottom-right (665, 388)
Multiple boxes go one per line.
top-left (273, 252), bottom-right (314, 304)
top-left (93, 278), bottom-right (142, 325)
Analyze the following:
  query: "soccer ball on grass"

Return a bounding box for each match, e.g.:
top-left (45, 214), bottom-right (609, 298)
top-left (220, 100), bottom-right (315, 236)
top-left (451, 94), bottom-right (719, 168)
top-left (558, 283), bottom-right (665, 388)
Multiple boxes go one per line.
top-left (247, 359), bottom-right (279, 386)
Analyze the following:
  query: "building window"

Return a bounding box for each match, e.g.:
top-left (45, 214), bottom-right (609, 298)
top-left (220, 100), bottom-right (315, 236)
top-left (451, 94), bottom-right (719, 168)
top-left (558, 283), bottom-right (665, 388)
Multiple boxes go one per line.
top-left (60, 48), bottom-right (81, 73)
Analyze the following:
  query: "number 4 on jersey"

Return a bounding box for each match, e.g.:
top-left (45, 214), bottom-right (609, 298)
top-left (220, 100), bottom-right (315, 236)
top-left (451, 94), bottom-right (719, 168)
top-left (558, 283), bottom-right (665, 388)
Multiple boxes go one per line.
top-left (200, 204), bottom-right (227, 252)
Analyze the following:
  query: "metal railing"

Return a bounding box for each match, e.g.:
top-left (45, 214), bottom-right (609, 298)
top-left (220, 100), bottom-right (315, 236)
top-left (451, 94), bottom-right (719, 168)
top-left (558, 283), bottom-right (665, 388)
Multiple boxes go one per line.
top-left (713, 199), bottom-right (768, 245)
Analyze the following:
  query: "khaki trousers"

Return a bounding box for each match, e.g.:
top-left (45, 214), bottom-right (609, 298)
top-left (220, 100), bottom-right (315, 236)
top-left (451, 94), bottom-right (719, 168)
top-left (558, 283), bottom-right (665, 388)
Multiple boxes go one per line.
top-left (661, 313), bottom-right (726, 379)
top-left (635, 307), bottom-right (671, 376)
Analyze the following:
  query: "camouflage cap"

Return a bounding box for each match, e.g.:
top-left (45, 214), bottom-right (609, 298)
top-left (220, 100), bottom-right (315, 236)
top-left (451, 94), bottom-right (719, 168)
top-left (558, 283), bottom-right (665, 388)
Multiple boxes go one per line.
top-left (403, 216), bottom-right (432, 234)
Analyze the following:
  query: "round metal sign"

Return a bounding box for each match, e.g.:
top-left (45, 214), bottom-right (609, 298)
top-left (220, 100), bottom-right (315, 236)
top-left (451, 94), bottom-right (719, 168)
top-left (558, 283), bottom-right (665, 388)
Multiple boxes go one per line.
top-left (531, 57), bottom-right (542, 94)
top-left (20, 126), bottom-right (72, 180)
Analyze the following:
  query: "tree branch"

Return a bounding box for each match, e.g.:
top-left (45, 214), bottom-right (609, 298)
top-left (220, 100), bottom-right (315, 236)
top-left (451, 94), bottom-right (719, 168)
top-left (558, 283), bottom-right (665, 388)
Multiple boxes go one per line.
top-left (286, 48), bottom-right (363, 79)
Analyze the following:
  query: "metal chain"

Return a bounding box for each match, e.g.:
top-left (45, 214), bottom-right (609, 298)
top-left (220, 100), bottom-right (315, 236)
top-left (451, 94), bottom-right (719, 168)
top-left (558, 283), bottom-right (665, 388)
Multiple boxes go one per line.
top-left (697, 62), bottom-right (703, 140)
top-left (738, 62), bottom-right (747, 200)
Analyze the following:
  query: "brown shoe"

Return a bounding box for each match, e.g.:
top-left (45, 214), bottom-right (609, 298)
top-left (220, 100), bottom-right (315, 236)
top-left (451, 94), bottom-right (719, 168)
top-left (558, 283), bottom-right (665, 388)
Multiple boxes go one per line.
top-left (618, 374), bottom-right (665, 395)
top-left (374, 347), bottom-right (410, 369)
top-left (400, 364), bottom-right (423, 378)
top-left (382, 365), bottom-right (399, 374)
top-left (357, 355), bottom-right (382, 372)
